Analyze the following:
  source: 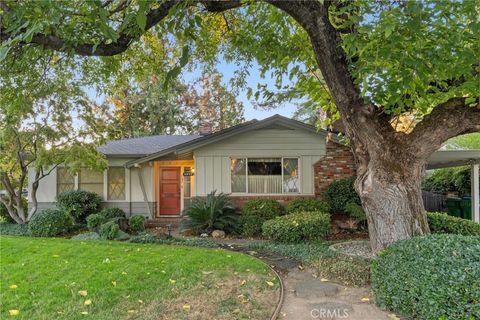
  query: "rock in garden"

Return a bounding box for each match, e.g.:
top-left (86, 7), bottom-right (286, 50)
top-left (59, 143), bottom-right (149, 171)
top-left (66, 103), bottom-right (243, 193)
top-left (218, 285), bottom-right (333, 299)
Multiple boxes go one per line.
top-left (211, 230), bottom-right (226, 238)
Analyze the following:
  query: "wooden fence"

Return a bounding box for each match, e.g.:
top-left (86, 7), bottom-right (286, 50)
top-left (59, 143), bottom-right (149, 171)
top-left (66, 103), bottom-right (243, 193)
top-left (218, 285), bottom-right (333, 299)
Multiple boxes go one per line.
top-left (422, 191), bottom-right (447, 212)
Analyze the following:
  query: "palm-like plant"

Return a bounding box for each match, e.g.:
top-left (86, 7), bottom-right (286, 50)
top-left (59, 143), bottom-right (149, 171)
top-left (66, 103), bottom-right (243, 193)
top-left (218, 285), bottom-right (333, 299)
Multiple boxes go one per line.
top-left (179, 191), bottom-right (239, 234)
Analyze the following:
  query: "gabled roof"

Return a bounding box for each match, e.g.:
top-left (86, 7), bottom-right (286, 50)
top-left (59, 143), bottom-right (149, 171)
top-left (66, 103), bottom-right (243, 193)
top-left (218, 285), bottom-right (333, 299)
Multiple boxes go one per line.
top-left (98, 134), bottom-right (201, 157)
top-left (125, 114), bottom-right (340, 167)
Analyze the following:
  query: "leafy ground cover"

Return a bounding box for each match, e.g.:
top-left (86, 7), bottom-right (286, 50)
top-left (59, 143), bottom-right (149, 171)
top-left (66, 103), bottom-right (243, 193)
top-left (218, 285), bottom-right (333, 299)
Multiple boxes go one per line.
top-left (0, 236), bottom-right (279, 319)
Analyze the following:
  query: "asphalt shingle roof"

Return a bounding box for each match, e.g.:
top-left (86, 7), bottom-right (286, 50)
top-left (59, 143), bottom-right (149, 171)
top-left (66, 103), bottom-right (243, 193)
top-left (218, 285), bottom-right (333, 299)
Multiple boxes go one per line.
top-left (97, 135), bottom-right (201, 156)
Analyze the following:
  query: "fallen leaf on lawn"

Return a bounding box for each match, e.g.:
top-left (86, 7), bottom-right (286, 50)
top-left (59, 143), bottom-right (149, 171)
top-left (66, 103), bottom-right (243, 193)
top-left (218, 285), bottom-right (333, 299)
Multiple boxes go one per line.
top-left (79, 290), bottom-right (88, 297)
top-left (266, 281), bottom-right (275, 287)
top-left (216, 282), bottom-right (225, 287)
top-left (84, 300), bottom-right (92, 306)
top-left (237, 294), bottom-right (249, 305)
top-left (80, 311), bottom-right (88, 315)
top-left (201, 271), bottom-right (213, 275)
top-left (169, 279), bottom-right (176, 284)
top-left (388, 314), bottom-right (400, 320)
top-left (182, 304), bottom-right (191, 311)
top-left (227, 255), bottom-right (232, 258)
top-left (298, 265), bottom-right (304, 270)
top-left (138, 300), bottom-right (144, 304)
top-left (161, 270), bottom-right (166, 274)
top-left (103, 258), bottom-right (110, 264)
top-left (320, 278), bottom-right (329, 282)
top-left (9, 284), bottom-right (17, 289)
top-left (121, 272), bottom-right (127, 275)
top-left (361, 297), bottom-right (370, 302)
top-left (232, 308), bottom-right (240, 314)
top-left (8, 309), bottom-right (20, 316)
top-left (112, 281), bottom-right (117, 287)
top-left (52, 254), bottom-right (60, 258)
top-left (127, 310), bottom-right (137, 314)
top-left (240, 280), bottom-right (246, 286)
top-left (233, 272), bottom-right (239, 275)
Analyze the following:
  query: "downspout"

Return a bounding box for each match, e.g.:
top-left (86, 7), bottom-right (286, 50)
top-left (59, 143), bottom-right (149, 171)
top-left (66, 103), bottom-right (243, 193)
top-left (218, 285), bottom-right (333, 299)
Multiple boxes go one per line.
top-left (136, 164), bottom-right (153, 219)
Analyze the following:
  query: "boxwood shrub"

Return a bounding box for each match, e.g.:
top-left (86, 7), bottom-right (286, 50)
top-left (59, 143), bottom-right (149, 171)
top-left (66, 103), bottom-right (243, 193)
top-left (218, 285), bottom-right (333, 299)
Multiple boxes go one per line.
top-left (344, 202), bottom-right (367, 223)
top-left (129, 215), bottom-right (145, 234)
top-left (99, 221), bottom-right (119, 240)
top-left (372, 234), bottom-right (480, 320)
top-left (427, 212), bottom-right (480, 236)
top-left (99, 207), bottom-right (126, 220)
top-left (262, 211), bottom-right (330, 243)
top-left (240, 199), bottom-right (285, 237)
top-left (324, 178), bottom-right (360, 213)
top-left (86, 213), bottom-right (104, 230)
top-left (286, 198), bottom-right (331, 214)
top-left (56, 190), bottom-right (101, 223)
top-left (28, 209), bottom-right (73, 237)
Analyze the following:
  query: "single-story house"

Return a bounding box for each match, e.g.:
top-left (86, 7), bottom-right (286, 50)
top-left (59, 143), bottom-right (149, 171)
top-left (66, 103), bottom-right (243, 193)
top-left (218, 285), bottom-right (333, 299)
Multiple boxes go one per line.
top-left (28, 115), bottom-right (356, 223)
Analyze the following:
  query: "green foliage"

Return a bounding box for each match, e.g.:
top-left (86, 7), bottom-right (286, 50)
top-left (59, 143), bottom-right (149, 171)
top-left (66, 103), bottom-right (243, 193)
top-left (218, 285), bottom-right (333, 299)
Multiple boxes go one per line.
top-left (56, 190), bottom-right (102, 223)
top-left (324, 178), bottom-right (360, 213)
top-left (262, 211), bottom-right (330, 243)
top-left (445, 133), bottom-right (480, 150)
top-left (316, 255), bottom-right (371, 288)
top-left (86, 214), bottom-right (104, 230)
top-left (70, 232), bottom-right (101, 241)
top-left (240, 199), bottom-right (285, 237)
top-left (180, 191), bottom-right (239, 234)
top-left (99, 221), bottom-right (120, 240)
top-left (0, 197), bottom-right (27, 223)
top-left (129, 232), bottom-right (218, 248)
top-left (372, 235), bottom-right (480, 320)
top-left (0, 223), bottom-right (31, 236)
top-left (344, 202), bottom-right (367, 223)
top-left (422, 167), bottom-right (471, 195)
top-left (286, 198), bottom-right (330, 214)
top-left (98, 207), bottom-right (126, 220)
top-left (128, 215), bottom-right (146, 234)
top-left (427, 212), bottom-right (480, 236)
top-left (28, 209), bottom-right (73, 237)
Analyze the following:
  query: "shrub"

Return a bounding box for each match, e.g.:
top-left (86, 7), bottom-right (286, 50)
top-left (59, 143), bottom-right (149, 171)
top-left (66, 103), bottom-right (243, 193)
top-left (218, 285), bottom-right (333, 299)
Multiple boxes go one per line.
top-left (98, 207), bottom-right (126, 220)
top-left (86, 214), bottom-right (104, 230)
top-left (262, 211), bottom-right (330, 243)
top-left (0, 223), bottom-right (31, 236)
top-left (71, 231), bottom-right (101, 241)
top-left (427, 212), bottom-right (480, 236)
top-left (56, 190), bottom-right (101, 223)
top-left (28, 209), bottom-right (73, 237)
top-left (129, 215), bottom-right (145, 234)
top-left (241, 199), bottom-right (285, 237)
top-left (344, 202), bottom-right (367, 223)
top-left (286, 198), bottom-right (330, 214)
top-left (99, 221), bottom-right (120, 240)
top-left (180, 191), bottom-right (239, 234)
top-left (422, 167), bottom-right (470, 195)
top-left (324, 178), bottom-right (360, 213)
top-left (0, 197), bottom-right (27, 223)
top-left (372, 234), bottom-right (480, 320)
top-left (129, 233), bottom-right (218, 248)
top-left (316, 255), bottom-right (371, 287)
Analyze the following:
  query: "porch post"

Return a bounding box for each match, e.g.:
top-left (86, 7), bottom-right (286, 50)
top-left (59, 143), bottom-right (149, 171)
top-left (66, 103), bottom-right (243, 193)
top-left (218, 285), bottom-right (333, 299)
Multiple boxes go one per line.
top-left (472, 163), bottom-right (479, 223)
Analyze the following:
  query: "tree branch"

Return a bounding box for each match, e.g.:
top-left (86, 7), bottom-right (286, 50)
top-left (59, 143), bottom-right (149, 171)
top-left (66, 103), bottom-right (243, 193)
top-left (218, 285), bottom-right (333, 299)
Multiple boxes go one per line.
top-left (410, 97), bottom-right (480, 157)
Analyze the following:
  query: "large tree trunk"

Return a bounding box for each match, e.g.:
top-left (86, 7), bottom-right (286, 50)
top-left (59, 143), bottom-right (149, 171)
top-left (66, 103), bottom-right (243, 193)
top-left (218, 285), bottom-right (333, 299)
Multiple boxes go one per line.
top-left (353, 144), bottom-right (430, 253)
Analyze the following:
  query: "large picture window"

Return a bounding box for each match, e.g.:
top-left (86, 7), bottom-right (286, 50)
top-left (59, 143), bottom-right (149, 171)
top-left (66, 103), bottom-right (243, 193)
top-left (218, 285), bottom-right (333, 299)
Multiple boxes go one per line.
top-left (57, 167), bottom-right (75, 195)
top-left (107, 167), bottom-right (125, 200)
top-left (79, 168), bottom-right (104, 197)
top-left (230, 158), bottom-right (299, 194)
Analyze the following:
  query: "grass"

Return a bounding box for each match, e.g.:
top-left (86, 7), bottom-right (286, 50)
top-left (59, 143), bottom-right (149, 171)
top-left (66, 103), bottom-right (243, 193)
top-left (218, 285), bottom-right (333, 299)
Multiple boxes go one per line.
top-left (0, 236), bottom-right (279, 319)
top-left (244, 240), bottom-right (371, 287)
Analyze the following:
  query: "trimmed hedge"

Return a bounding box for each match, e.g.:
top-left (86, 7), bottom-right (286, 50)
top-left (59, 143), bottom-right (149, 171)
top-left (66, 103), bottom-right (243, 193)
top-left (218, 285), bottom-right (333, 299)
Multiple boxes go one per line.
top-left (286, 198), bottom-right (330, 214)
top-left (99, 221), bottom-right (119, 240)
top-left (28, 209), bottom-right (73, 237)
top-left (98, 207), bottom-right (126, 220)
top-left (372, 234), bottom-right (480, 320)
top-left (427, 212), bottom-right (480, 236)
top-left (240, 199), bottom-right (285, 237)
top-left (324, 178), bottom-right (360, 213)
top-left (345, 202), bottom-right (367, 223)
top-left (262, 211), bottom-right (330, 243)
top-left (56, 190), bottom-right (101, 223)
top-left (129, 215), bottom-right (145, 234)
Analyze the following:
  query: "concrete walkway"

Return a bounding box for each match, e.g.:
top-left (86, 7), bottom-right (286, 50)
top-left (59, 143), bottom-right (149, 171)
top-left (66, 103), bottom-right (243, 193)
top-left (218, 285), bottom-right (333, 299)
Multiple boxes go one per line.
top-left (216, 240), bottom-right (399, 320)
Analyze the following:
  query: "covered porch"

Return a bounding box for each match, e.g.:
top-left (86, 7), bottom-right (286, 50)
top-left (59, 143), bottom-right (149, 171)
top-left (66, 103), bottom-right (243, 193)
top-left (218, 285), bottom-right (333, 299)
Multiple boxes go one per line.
top-left (427, 150), bottom-right (480, 223)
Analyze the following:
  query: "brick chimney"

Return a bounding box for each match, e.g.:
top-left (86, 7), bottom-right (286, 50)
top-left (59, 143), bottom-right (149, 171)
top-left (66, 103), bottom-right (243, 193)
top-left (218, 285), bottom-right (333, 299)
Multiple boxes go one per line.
top-left (198, 122), bottom-right (213, 135)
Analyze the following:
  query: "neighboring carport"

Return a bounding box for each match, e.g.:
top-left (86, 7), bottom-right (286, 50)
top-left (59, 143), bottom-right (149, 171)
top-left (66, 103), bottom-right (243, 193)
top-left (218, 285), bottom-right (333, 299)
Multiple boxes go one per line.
top-left (427, 150), bottom-right (480, 223)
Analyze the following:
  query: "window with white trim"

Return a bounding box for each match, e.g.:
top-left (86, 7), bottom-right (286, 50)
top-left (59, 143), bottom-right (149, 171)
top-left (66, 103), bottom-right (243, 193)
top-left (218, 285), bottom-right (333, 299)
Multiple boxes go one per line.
top-left (230, 158), bottom-right (299, 194)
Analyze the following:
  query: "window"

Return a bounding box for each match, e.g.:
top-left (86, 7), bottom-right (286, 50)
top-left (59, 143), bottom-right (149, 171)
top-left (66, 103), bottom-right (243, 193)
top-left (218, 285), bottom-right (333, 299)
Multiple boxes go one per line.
top-left (57, 167), bottom-right (74, 195)
top-left (79, 168), bottom-right (104, 197)
top-left (107, 167), bottom-right (125, 200)
top-left (230, 158), bottom-right (300, 194)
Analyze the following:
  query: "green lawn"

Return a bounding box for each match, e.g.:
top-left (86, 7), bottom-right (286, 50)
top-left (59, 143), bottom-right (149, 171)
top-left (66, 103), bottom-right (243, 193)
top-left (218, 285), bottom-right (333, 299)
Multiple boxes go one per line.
top-left (0, 236), bottom-right (279, 320)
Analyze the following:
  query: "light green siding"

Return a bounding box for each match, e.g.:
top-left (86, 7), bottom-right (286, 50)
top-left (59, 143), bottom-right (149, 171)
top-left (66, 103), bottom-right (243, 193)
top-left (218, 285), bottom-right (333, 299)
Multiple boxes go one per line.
top-left (194, 128), bottom-right (326, 196)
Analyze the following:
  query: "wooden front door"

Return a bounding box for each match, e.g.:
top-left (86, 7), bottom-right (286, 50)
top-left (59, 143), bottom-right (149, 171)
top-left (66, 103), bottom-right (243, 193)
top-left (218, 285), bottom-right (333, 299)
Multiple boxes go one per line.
top-left (158, 167), bottom-right (181, 216)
